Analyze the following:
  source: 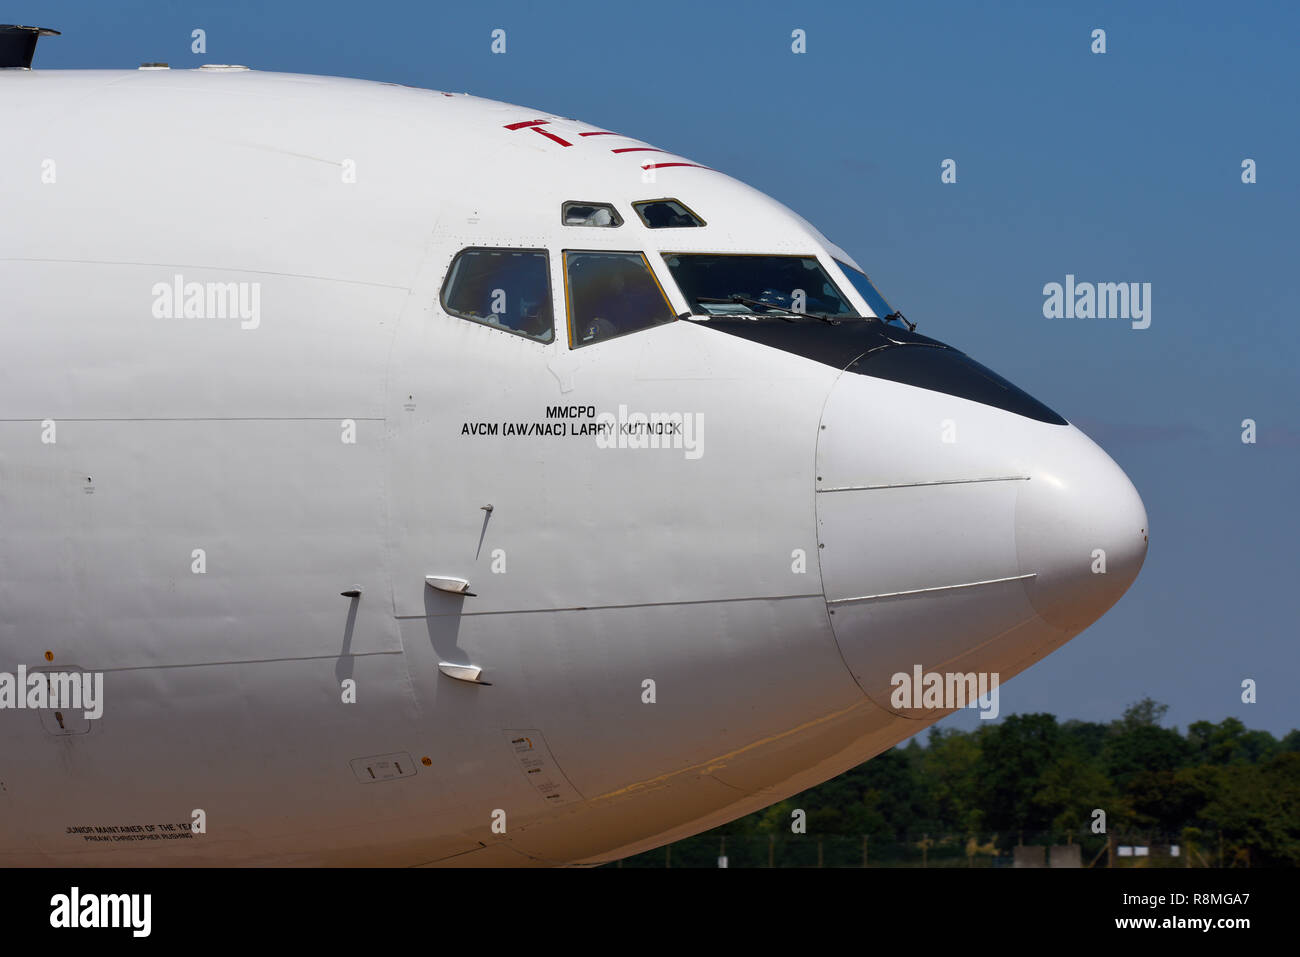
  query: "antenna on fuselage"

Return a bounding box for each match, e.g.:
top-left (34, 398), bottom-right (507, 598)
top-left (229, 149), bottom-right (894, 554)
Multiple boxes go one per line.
top-left (0, 25), bottom-right (60, 69)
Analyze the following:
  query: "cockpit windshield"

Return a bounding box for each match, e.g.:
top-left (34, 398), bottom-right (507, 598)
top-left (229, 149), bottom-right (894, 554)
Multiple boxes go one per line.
top-left (662, 253), bottom-right (859, 319)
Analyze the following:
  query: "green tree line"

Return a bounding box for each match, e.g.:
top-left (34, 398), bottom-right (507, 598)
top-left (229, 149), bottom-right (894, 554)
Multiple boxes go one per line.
top-left (619, 700), bottom-right (1300, 867)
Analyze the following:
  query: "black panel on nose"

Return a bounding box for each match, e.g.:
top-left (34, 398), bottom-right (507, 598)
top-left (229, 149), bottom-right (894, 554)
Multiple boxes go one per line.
top-left (690, 317), bottom-right (1067, 426)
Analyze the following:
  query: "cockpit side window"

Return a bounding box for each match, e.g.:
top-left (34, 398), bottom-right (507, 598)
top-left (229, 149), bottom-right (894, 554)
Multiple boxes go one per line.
top-left (632, 199), bottom-right (706, 228)
top-left (564, 250), bottom-right (676, 347)
top-left (440, 247), bottom-right (554, 343)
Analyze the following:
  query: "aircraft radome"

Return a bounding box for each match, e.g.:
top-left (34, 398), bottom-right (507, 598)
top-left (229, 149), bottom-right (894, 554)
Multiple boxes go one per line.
top-left (0, 26), bottom-right (1147, 866)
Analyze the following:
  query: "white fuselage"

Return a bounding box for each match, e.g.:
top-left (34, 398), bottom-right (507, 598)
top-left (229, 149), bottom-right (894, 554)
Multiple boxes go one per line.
top-left (0, 68), bottom-right (1147, 865)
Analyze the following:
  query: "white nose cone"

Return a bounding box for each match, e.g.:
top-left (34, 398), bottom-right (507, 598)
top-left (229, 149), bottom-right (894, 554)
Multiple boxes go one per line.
top-left (1016, 426), bottom-right (1149, 635)
top-left (815, 370), bottom-right (1149, 717)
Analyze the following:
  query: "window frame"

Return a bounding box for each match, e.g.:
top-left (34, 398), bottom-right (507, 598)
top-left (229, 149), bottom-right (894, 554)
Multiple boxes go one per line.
top-left (562, 249), bottom-right (678, 348)
top-left (632, 197), bottom-right (707, 228)
top-left (438, 246), bottom-right (557, 345)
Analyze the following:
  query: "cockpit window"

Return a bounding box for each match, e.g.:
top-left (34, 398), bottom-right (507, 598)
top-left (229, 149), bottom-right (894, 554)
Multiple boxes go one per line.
top-left (562, 201), bottom-right (623, 227)
top-left (441, 248), bottom-right (554, 343)
top-left (662, 253), bottom-right (857, 319)
top-left (834, 259), bottom-right (894, 319)
top-left (633, 199), bottom-right (706, 228)
top-left (564, 250), bottom-right (676, 347)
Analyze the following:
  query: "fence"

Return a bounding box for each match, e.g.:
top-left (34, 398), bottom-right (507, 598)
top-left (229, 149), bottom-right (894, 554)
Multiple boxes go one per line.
top-left (609, 831), bottom-right (1251, 868)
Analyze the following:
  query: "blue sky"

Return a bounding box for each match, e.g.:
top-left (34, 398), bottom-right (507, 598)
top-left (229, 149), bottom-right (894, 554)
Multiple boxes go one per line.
top-left (15, 0), bottom-right (1299, 736)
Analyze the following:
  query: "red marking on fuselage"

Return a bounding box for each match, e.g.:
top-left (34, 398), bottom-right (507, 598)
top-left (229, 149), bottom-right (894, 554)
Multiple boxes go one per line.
top-left (641, 162), bottom-right (711, 171)
top-left (503, 118), bottom-right (573, 147)
top-left (533, 127), bottom-right (573, 147)
top-left (578, 130), bottom-right (618, 136)
top-left (611, 147), bottom-right (665, 154)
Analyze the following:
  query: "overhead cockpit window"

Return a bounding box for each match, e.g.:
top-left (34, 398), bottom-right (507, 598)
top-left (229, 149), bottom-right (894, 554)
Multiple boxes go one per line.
top-left (564, 251), bottom-right (676, 347)
top-left (562, 202), bottom-right (623, 227)
top-left (633, 199), bottom-right (705, 228)
top-left (662, 253), bottom-right (857, 319)
top-left (834, 259), bottom-right (895, 319)
top-left (441, 248), bottom-right (555, 343)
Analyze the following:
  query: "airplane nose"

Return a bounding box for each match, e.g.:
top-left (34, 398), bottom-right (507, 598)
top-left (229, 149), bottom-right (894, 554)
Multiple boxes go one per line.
top-left (815, 367), bottom-right (1150, 717)
top-left (1015, 427), bottom-right (1148, 635)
